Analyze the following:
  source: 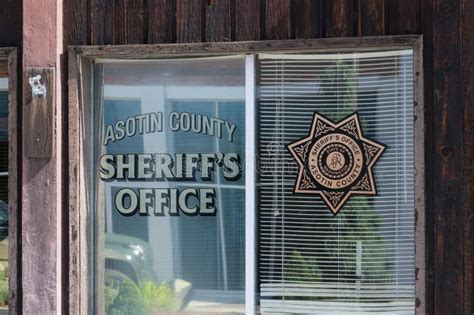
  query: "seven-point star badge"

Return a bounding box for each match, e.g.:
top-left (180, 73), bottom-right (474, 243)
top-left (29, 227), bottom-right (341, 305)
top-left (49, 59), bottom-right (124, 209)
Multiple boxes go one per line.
top-left (287, 112), bottom-right (386, 215)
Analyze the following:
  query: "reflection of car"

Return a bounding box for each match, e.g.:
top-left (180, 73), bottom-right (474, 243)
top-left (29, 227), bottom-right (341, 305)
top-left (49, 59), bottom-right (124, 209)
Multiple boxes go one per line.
top-left (104, 233), bottom-right (157, 285)
top-left (0, 201), bottom-right (155, 285)
top-left (0, 201), bottom-right (8, 269)
top-left (0, 201), bottom-right (7, 242)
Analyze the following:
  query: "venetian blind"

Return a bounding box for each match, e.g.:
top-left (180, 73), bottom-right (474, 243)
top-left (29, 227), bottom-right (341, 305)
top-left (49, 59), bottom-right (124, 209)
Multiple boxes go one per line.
top-left (257, 50), bottom-right (415, 314)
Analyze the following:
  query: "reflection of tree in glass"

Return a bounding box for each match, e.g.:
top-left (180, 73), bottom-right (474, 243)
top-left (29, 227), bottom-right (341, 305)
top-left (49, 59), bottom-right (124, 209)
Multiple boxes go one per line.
top-left (321, 60), bottom-right (358, 122)
top-left (284, 60), bottom-right (390, 293)
top-left (319, 60), bottom-right (389, 285)
top-left (325, 198), bottom-right (390, 283)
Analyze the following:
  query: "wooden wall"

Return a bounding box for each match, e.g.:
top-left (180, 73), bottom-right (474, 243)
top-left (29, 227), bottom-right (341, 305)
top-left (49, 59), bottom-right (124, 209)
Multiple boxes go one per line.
top-left (0, 0), bottom-right (472, 314)
top-left (65, 0), bottom-right (423, 45)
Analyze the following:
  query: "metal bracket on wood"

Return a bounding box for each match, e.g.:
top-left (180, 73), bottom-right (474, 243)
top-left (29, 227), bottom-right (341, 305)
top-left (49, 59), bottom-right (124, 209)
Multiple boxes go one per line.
top-left (25, 67), bottom-right (55, 158)
top-left (28, 75), bottom-right (47, 96)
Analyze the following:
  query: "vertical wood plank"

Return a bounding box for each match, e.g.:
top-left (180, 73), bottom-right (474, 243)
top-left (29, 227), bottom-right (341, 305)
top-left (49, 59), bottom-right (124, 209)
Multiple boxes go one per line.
top-left (235, 0), bottom-right (261, 41)
top-left (64, 0), bottom-right (89, 45)
top-left (293, 0), bottom-right (323, 39)
top-left (326, 0), bottom-right (354, 37)
top-left (68, 51), bottom-right (92, 315)
top-left (413, 37), bottom-right (426, 315)
top-left (6, 49), bottom-right (20, 315)
top-left (25, 68), bottom-right (55, 158)
top-left (205, 0), bottom-right (232, 41)
top-left (85, 61), bottom-right (102, 315)
top-left (432, 0), bottom-right (464, 314)
top-left (115, 0), bottom-right (145, 44)
top-left (22, 0), bottom-right (61, 311)
top-left (68, 50), bottom-right (80, 315)
top-left (148, 0), bottom-right (176, 43)
top-left (91, 0), bottom-right (116, 45)
top-left (359, 0), bottom-right (386, 36)
top-left (388, 0), bottom-right (421, 34)
top-left (420, 1), bottom-right (434, 312)
top-left (461, 0), bottom-right (474, 314)
top-left (265, 0), bottom-right (292, 40)
top-left (176, 0), bottom-right (204, 43)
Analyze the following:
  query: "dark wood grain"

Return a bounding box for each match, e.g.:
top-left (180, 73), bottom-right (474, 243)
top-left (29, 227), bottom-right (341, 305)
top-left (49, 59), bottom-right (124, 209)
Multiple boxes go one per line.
top-left (91, 0), bottom-right (115, 45)
top-left (205, 0), bottom-right (232, 41)
top-left (148, 0), bottom-right (176, 43)
top-left (235, 0), bottom-right (261, 41)
top-left (462, 0), bottom-right (474, 314)
top-left (326, 0), bottom-right (354, 37)
top-left (0, 0), bottom-right (22, 47)
top-left (388, 0), bottom-right (421, 34)
top-left (176, 0), bottom-right (204, 43)
top-left (359, 0), bottom-right (386, 36)
top-left (25, 68), bottom-right (55, 158)
top-left (265, 0), bottom-right (292, 40)
top-left (293, 0), bottom-right (323, 39)
top-left (64, 0), bottom-right (89, 45)
top-left (115, 0), bottom-right (145, 44)
top-left (420, 0), bottom-right (435, 312)
top-left (432, 0), bottom-right (464, 314)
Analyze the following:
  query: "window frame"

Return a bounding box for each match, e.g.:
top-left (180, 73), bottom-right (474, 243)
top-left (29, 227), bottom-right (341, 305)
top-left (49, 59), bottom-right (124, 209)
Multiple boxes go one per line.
top-left (68, 36), bottom-right (425, 314)
top-left (0, 47), bottom-right (19, 314)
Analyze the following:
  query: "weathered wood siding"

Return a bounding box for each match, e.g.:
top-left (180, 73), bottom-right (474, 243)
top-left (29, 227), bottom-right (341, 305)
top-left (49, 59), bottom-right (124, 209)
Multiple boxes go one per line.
top-left (65, 0), bottom-right (422, 45)
top-left (0, 0), bottom-right (472, 314)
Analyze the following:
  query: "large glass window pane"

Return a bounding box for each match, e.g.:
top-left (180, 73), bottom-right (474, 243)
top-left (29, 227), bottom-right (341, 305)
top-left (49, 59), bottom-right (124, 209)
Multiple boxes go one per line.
top-left (93, 56), bottom-right (246, 314)
top-left (257, 50), bottom-right (415, 314)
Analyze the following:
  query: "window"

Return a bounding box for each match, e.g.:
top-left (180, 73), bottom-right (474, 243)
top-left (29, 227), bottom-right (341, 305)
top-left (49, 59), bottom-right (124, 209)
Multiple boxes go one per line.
top-left (257, 51), bottom-right (416, 313)
top-left (0, 77), bottom-right (8, 312)
top-left (0, 49), bottom-right (18, 313)
top-left (93, 57), bottom-right (246, 313)
top-left (70, 37), bottom-right (424, 315)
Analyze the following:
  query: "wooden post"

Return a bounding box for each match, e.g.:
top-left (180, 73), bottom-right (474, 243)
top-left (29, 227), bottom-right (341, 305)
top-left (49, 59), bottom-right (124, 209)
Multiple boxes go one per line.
top-left (21, 0), bottom-right (63, 312)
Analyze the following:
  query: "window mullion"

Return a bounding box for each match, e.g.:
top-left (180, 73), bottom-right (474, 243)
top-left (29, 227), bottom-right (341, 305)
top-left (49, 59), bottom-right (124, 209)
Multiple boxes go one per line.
top-left (245, 53), bottom-right (257, 315)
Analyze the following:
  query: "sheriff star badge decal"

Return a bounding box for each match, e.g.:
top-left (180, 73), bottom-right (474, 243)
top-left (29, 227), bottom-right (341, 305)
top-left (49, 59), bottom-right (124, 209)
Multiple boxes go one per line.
top-left (287, 112), bottom-right (386, 215)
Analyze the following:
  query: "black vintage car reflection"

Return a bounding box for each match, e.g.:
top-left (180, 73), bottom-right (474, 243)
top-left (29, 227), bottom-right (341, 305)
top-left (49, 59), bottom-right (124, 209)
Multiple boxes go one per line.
top-left (0, 201), bottom-right (7, 242)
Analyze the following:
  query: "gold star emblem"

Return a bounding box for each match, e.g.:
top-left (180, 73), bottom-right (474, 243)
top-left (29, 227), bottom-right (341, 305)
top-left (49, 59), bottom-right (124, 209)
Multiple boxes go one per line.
top-left (287, 112), bottom-right (386, 215)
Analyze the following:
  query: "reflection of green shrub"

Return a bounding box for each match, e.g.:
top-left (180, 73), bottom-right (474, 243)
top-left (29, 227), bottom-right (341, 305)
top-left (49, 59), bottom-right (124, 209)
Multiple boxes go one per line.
top-left (285, 250), bottom-right (321, 283)
top-left (140, 281), bottom-right (175, 312)
top-left (105, 281), bottom-right (120, 312)
top-left (0, 269), bottom-right (8, 306)
top-left (108, 279), bottom-right (147, 315)
top-left (106, 280), bottom-right (175, 314)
